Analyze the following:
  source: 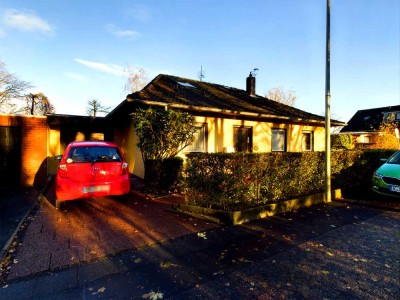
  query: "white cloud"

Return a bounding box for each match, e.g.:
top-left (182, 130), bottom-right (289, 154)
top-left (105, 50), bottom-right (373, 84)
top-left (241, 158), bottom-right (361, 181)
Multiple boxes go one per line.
top-left (105, 24), bottom-right (141, 39)
top-left (1, 9), bottom-right (54, 35)
top-left (64, 72), bottom-right (88, 82)
top-left (75, 58), bottom-right (126, 77)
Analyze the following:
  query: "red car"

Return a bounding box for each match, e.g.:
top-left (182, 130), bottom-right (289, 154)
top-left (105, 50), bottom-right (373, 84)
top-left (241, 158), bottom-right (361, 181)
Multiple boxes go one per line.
top-left (55, 141), bottom-right (130, 208)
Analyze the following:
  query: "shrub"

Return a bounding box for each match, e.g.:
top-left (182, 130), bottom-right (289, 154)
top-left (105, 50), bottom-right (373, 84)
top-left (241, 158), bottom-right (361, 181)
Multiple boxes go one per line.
top-left (145, 157), bottom-right (184, 194)
top-left (331, 149), bottom-right (396, 188)
top-left (184, 152), bottom-right (325, 211)
top-left (331, 134), bottom-right (354, 149)
top-left (131, 108), bottom-right (196, 161)
top-left (184, 149), bottom-right (396, 211)
top-left (131, 107), bottom-right (196, 192)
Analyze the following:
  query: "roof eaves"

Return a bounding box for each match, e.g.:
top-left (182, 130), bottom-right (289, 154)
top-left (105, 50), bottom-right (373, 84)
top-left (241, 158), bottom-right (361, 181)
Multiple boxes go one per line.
top-left (127, 97), bottom-right (335, 125)
top-left (338, 131), bottom-right (381, 135)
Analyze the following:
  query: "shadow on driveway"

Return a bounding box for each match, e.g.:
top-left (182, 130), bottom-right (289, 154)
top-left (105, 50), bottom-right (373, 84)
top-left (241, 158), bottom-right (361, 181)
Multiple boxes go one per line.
top-left (337, 184), bottom-right (400, 211)
top-left (5, 180), bottom-right (215, 281)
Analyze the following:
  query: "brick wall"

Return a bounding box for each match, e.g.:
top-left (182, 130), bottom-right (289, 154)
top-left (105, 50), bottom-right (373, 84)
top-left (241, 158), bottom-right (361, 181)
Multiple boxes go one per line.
top-left (0, 115), bottom-right (48, 186)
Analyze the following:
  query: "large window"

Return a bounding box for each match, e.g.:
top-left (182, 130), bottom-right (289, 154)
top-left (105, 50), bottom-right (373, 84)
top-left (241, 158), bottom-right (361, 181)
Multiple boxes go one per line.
top-left (272, 129), bottom-right (286, 152)
top-left (302, 131), bottom-right (313, 151)
top-left (186, 124), bottom-right (207, 152)
top-left (234, 126), bottom-right (253, 152)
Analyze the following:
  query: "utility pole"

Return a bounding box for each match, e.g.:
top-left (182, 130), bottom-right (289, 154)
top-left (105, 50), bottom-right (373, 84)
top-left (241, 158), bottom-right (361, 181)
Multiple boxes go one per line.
top-left (325, 0), bottom-right (331, 202)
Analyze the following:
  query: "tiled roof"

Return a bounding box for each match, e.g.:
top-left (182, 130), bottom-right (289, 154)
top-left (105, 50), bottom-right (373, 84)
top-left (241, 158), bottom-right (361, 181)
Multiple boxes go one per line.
top-left (340, 105), bottom-right (400, 133)
top-left (110, 74), bottom-right (344, 125)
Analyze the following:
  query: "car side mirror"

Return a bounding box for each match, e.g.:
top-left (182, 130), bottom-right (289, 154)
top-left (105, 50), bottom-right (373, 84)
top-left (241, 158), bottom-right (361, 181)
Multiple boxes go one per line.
top-left (55, 155), bottom-right (63, 161)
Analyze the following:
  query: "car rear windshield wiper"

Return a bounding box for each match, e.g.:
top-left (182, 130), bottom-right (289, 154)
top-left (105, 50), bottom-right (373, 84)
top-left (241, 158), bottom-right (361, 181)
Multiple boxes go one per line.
top-left (91, 156), bottom-right (111, 165)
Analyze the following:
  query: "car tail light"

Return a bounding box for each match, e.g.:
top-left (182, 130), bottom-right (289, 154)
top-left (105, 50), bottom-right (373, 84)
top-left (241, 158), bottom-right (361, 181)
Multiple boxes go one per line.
top-left (58, 164), bottom-right (69, 178)
top-left (122, 162), bottom-right (129, 175)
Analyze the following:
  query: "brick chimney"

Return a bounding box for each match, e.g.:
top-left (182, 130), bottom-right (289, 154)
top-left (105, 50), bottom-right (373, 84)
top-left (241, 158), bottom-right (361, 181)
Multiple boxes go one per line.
top-left (246, 72), bottom-right (256, 96)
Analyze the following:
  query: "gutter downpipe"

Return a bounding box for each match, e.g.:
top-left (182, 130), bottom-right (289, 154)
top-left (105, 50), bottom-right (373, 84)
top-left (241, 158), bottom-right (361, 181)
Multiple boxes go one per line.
top-left (325, 0), bottom-right (331, 203)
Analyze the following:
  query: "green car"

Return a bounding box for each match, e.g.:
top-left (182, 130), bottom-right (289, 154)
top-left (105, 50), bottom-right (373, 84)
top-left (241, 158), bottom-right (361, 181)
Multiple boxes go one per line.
top-left (372, 151), bottom-right (400, 198)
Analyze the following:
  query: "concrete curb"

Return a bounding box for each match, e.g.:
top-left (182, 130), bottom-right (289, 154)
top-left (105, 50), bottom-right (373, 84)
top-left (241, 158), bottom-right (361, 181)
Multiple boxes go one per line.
top-left (166, 207), bottom-right (223, 225)
top-left (174, 191), bottom-right (337, 225)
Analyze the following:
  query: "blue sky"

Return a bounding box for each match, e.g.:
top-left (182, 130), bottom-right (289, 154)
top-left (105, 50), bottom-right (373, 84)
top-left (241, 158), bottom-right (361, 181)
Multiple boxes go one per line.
top-left (0, 0), bottom-right (398, 122)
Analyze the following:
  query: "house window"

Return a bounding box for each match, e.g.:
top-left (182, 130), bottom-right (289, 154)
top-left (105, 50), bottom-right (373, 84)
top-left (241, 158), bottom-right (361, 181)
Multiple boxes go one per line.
top-left (359, 135), bottom-right (371, 144)
top-left (234, 126), bottom-right (253, 152)
top-left (272, 129), bottom-right (286, 152)
top-left (302, 131), bottom-right (313, 151)
top-left (186, 124), bottom-right (207, 152)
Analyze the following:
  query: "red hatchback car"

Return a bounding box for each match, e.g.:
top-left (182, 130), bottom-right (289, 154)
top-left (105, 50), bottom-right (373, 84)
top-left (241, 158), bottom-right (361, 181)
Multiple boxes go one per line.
top-left (55, 141), bottom-right (130, 208)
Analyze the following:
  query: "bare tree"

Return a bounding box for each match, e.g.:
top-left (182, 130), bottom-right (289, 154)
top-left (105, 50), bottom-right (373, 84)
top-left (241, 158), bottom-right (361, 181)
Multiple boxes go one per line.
top-left (22, 93), bottom-right (55, 115)
top-left (266, 86), bottom-right (296, 107)
top-left (125, 67), bottom-right (148, 93)
top-left (87, 99), bottom-right (111, 117)
top-left (0, 61), bottom-right (31, 113)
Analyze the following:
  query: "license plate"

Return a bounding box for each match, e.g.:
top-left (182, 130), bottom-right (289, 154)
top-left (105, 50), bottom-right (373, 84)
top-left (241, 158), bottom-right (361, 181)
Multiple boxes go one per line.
top-left (389, 185), bottom-right (400, 193)
top-left (83, 185), bottom-right (110, 193)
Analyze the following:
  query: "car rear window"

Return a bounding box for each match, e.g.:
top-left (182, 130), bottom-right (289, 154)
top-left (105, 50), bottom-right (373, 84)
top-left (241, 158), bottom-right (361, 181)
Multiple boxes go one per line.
top-left (67, 146), bottom-right (123, 163)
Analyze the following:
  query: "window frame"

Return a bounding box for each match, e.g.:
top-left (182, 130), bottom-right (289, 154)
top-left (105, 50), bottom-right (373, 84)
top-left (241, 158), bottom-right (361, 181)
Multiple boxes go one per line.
top-left (301, 131), bottom-right (314, 152)
top-left (271, 128), bottom-right (286, 152)
top-left (185, 123), bottom-right (208, 153)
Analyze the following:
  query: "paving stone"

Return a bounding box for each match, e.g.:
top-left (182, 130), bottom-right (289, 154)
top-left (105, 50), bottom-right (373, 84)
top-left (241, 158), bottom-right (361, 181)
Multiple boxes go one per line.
top-left (33, 267), bottom-right (78, 295)
top-left (1, 202), bottom-right (399, 299)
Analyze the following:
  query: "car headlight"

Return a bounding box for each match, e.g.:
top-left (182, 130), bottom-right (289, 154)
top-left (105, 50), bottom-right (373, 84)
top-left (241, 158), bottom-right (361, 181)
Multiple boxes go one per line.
top-left (373, 171), bottom-right (383, 179)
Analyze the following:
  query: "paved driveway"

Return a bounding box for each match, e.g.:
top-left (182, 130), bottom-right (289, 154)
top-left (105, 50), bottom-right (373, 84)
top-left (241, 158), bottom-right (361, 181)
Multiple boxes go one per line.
top-left (5, 190), bottom-right (215, 280)
top-left (1, 200), bottom-right (399, 299)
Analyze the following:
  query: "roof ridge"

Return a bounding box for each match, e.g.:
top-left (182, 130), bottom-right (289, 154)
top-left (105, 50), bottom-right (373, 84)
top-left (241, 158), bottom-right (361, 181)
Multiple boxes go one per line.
top-left (356, 105), bottom-right (400, 112)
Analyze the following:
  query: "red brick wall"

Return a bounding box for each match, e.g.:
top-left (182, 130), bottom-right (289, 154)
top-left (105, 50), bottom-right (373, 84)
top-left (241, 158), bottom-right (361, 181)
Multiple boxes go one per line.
top-left (0, 115), bottom-right (48, 186)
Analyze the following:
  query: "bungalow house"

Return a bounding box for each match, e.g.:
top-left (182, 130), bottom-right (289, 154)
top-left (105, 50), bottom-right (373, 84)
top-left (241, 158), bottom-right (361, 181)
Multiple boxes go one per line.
top-left (0, 73), bottom-right (345, 187)
top-left (109, 74), bottom-right (345, 178)
top-left (339, 105), bottom-right (400, 147)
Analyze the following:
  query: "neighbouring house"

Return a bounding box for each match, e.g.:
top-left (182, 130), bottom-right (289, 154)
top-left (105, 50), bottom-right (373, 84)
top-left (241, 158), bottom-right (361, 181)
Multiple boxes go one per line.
top-left (109, 74), bottom-right (345, 178)
top-left (339, 105), bottom-right (400, 148)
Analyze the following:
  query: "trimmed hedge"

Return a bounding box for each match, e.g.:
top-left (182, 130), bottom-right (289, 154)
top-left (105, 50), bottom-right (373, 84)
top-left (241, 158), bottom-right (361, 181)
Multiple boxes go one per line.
top-left (184, 149), bottom-right (396, 211)
top-left (331, 149), bottom-right (395, 188)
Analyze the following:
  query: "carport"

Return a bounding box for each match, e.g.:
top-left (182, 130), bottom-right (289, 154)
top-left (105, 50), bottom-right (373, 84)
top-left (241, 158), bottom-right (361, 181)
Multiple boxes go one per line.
top-left (0, 114), bottom-right (116, 187)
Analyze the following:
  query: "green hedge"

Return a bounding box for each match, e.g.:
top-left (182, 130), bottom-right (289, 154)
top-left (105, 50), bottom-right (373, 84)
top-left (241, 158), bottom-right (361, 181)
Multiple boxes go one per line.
top-left (184, 149), bottom-right (396, 211)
